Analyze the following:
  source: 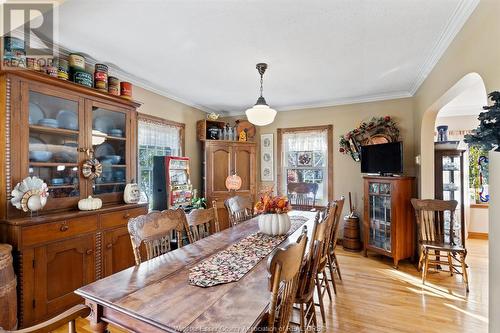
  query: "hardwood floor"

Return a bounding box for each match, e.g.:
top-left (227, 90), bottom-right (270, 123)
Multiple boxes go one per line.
top-left (54, 239), bottom-right (488, 333)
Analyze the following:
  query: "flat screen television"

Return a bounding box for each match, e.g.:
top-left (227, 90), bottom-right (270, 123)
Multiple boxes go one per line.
top-left (360, 142), bottom-right (403, 175)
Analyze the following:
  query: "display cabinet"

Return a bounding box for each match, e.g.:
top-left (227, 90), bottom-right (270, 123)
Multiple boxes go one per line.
top-left (434, 148), bottom-right (466, 246)
top-left (363, 176), bottom-right (415, 268)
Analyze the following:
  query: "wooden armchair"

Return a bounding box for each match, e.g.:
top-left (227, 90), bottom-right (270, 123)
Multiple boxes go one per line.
top-left (287, 182), bottom-right (319, 211)
top-left (128, 208), bottom-right (193, 265)
top-left (1, 304), bottom-right (90, 333)
top-left (186, 201), bottom-right (220, 242)
top-left (224, 195), bottom-right (254, 226)
top-left (411, 199), bottom-right (469, 292)
top-left (266, 226), bottom-right (308, 333)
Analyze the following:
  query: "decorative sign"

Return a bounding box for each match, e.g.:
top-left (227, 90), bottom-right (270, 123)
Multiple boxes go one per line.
top-left (225, 174), bottom-right (242, 190)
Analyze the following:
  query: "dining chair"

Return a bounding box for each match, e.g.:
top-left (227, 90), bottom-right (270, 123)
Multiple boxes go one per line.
top-left (2, 304), bottom-right (90, 333)
top-left (327, 196), bottom-right (346, 294)
top-left (287, 182), bottom-right (319, 211)
top-left (313, 205), bottom-right (336, 323)
top-left (128, 208), bottom-right (193, 265)
top-left (186, 201), bottom-right (220, 242)
top-left (411, 199), bottom-right (469, 292)
top-left (266, 226), bottom-right (308, 333)
top-left (224, 195), bottom-right (253, 226)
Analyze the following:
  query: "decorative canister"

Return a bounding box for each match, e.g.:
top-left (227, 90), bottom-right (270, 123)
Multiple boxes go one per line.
top-left (26, 57), bottom-right (40, 71)
top-left (94, 63), bottom-right (108, 91)
top-left (46, 65), bottom-right (58, 77)
top-left (73, 71), bottom-right (93, 87)
top-left (68, 53), bottom-right (85, 70)
top-left (258, 213), bottom-right (291, 236)
top-left (120, 81), bottom-right (132, 99)
top-left (436, 125), bottom-right (448, 142)
top-left (4, 36), bottom-right (24, 51)
top-left (108, 76), bottom-right (120, 96)
top-left (57, 58), bottom-right (69, 80)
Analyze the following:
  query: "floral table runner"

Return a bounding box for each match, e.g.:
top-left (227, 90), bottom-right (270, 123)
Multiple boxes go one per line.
top-left (188, 215), bottom-right (309, 288)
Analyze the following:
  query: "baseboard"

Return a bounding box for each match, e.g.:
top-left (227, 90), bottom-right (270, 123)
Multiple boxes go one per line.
top-left (468, 232), bottom-right (488, 240)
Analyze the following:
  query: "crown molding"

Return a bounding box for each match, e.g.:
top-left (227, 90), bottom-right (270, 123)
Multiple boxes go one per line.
top-left (223, 90), bottom-right (412, 116)
top-left (408, 0), bottom-right (479, 95)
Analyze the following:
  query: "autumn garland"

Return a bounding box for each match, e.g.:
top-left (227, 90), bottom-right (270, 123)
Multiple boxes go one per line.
top-left (339, 116), bottom-right (399, 155)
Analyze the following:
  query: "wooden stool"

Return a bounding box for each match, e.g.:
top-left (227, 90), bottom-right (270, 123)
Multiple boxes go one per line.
top-left (0, 244), bottom-right (17, 330)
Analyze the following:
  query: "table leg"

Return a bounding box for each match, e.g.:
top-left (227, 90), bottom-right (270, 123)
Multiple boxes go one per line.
top-left (86, 300), bottom-right (108, 333)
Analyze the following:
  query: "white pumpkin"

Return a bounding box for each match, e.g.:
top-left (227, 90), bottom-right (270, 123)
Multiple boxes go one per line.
top-left (124, 183), bottom-right (140, 204)
top-left (78, 196), bottom-right (102, 211)
top-left (258, 213), bottom-right (291, 236)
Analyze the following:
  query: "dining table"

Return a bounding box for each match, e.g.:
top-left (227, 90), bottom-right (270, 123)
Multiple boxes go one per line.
top-left (75, 210), bottom-right (317, 333)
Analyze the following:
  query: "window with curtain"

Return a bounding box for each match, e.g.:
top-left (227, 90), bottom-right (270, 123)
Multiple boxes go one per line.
top-left (278, 126), bottom-right (333, 206)
top-left (138, 115), bottom-right (184, 208)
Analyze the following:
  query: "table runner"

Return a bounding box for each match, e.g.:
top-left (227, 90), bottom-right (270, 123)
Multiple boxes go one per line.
top-left (188, 215), bottom-right (309, 288)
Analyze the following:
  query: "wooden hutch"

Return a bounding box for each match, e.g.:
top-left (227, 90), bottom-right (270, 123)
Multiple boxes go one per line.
top-left (197, 119), bottom-right (256, 230)
top-left (363, 176), bottom-right (415, 268)
top-left (0, 70), bottom-right (148, 327)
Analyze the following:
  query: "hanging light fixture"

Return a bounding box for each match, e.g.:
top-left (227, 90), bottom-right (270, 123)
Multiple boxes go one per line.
top-left (245, 63), bottom-right (277, 126)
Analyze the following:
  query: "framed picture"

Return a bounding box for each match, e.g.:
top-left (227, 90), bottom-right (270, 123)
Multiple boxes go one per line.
top-left (260, 134), bottom-right (274, 181)
top-left (297, 151), bottom-right (313, 167)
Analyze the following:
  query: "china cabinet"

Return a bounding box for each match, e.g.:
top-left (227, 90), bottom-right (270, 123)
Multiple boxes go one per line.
top-left (0, 70), bottom-right (147, 327)
top-left (363, 176), bottom-right (415, 268)
top-left (434, 148), bottom-right (466, 246)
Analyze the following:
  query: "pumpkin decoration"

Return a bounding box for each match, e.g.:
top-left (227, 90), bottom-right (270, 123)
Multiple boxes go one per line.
top-left (78, 196), bottom-right (102, 211)
top-left (124, 183), bottom-right (140, 204)
top-left (82, 158), bottom-right (103, 179)
top-left (11, 176), bottom-right (49, 213)
top-left (225, 174), bottom-right (242, 191)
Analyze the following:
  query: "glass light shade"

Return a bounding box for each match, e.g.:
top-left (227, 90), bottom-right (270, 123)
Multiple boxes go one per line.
top-left (245, 104), bottom-right (277, 126)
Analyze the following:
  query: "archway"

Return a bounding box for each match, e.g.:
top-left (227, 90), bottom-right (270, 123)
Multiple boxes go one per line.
top-left (419, 72), bottom-right (487, 199)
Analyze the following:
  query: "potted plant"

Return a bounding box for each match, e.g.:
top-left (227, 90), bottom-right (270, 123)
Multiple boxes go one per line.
top-left (254, 192), bottom-right (292, 236)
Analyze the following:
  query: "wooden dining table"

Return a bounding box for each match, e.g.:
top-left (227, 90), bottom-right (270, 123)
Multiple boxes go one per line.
top-left (76, 210), bottom-right (317, 333)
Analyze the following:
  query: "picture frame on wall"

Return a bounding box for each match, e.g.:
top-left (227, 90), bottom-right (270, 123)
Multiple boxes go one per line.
top-left (261, 134), bottom-right (274, 181)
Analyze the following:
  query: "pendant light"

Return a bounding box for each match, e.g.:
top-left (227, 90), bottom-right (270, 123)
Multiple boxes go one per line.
top-left (245, 63), bottom-right (277, 126)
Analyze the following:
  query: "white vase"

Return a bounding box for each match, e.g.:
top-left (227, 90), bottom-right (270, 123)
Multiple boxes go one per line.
top-left (489, 150), bottom-right (500, 333)
top-left (258, 213), bottom-right (291, 236)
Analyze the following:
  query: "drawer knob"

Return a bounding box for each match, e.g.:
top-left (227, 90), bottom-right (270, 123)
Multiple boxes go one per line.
top-left (86, 249), bottom-right (93, 255)
top-left (106, 243), bottom-right (112, 249)
top-left (60, 225), bottom-right (69, 232)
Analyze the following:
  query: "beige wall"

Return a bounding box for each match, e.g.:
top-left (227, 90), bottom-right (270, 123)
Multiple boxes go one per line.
top-left (226, 97), bottom-right (415, 234)
top-left (133, 87), bottom-right (206, 190)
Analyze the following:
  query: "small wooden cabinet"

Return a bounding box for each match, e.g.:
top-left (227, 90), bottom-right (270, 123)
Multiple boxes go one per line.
top-left (203, 140), bottom-right (256, 230)
top-left (363, 176), bottom-right (415, 268)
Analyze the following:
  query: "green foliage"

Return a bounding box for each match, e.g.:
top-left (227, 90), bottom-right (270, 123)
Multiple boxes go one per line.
top-left (464, 91), bottom-right (500, 151)
top-left (191, 197), bottom-right (207, 209)
top-left (469, 145), bottom-right (488, 196)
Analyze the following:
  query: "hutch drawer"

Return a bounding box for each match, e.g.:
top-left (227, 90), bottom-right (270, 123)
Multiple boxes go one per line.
top-left (21, 215), bottom-right (98, 247)
top-left (100, 207), bottom-right (145, 229)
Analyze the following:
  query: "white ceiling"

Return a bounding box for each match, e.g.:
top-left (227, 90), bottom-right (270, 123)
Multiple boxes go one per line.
top-left (56, 0), bottom-right (479, 114)
top-left (438, 79), bottom-right (487, 117)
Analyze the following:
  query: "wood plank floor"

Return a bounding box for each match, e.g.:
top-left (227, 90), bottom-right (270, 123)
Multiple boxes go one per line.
top-left (54, 239), bottom-right (488, 333)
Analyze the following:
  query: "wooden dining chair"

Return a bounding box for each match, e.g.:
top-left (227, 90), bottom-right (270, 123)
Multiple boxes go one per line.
top-left (287, 182), bottom-right (319, 211)
top-left (2, 304), bottom-right (90, 333)
top-left (411, 199), bottom-right (469, 292)
top-left (327, 196), bottom-right (346, 294)
top-left (224, 195), bottom-right (253, 226)
top-left (128, 208), bottom-right (193, 265)
top-left (266, 226), bottom-right (308, 333)
top-left (186, 201), bottom-right (220, 242)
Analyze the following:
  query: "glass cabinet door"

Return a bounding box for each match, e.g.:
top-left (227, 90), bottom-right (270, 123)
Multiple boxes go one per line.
top-left (89, 103), bottom-right (129, 202)
top-left (441, 155), bottom-right (462, 245)
top-left (28, 89), bottom-right (83, 209)
top-left (368, 182), bottom-right (392, 252)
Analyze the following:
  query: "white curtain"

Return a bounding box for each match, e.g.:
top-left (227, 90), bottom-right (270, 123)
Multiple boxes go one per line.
top-left (283, 129), bottom-right (328, 152)
top-left (138, 119), bottom-right (181, 156)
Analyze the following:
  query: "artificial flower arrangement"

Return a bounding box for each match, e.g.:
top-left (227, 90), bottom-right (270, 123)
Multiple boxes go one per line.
top-left (339, 116), bottom-right (399, 161)
top-left (254, 191), bottom-right (292, 215)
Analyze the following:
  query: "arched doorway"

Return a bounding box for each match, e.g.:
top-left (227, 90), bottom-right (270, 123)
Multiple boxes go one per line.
top-left (419, 72), bottom-right (487, 199)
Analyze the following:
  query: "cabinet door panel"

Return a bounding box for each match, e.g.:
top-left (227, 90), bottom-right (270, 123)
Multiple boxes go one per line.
top-left (103, 227), bottom-right (136, 276)
top-left (34, 235), bottom-right (95, 319)
top-left (206, 143), bottom-right (231, 193)
top-left (233, 145), bottom-right (255, 194)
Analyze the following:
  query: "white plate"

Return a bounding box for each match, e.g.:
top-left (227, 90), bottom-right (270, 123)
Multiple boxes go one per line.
top-left (93, 116), bottom-right (114, 134)
top-left (29, 137), bottom-right (46, 150)
top-left (94, 143), bottom-right (115, 158)
top-left (29, 103), bottom-right (45, 124)
top-left (56, 110), bottom-right (78, 130)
